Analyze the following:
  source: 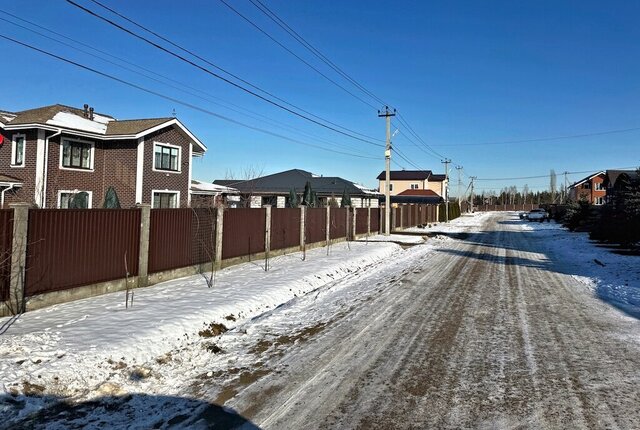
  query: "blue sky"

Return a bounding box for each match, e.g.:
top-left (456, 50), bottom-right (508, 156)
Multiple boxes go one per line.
top-left (1, 0), bottom-right (638, 194)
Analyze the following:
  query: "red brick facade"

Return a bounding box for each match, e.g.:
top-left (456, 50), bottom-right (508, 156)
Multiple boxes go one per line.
top-left (570, 173), bottom-right (607, 205)
top-left (1, 125), bottom-right (198, 209)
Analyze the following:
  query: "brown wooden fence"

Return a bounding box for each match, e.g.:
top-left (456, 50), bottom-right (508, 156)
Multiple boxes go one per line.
top-left (305, 208), bottom-right (326, 244)
top-left (271, 208), bottom-right (300, 251)
top-left (370, 208), bottom-right (380, 232)
top-left (222, 208), bottom-right (266, 259)
top-left (355, 209), bottom-right (368, 235)
top-left (330, 208), bottom-right (347, 239)
top-left (24, 209), bottom-right (140, 297)
top-left (0, 209), bottom-right (13, 301)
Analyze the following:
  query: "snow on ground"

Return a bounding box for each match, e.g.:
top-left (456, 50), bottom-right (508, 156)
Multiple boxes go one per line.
top-left (517, 214), bottom-right (640, 319)
top-left (2, 210), bottom-right (638, 427)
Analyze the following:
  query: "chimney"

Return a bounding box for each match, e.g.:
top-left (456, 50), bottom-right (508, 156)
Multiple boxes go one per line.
top-left (89, 107), bottom-right (94, 120)
top-left (83, 104), bottom-right (89, 118)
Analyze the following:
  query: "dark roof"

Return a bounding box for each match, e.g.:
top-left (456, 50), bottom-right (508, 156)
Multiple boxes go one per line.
top-left (105, 118), bottom-right (173, 135)
top-left (214, 169), bottom-right (378, 196)
top-left (604, 170), bottom-right (639, 187)
top-left (382, 195), bottom-right (443, 205)
top-left (397, 189), bottom-right (440, 197)
top-left (4, 104), bottom-right (114, 125)
top-left (429, 174), bottom-right (447, 181)
top-left (377, 170), bottom-right (431, 180)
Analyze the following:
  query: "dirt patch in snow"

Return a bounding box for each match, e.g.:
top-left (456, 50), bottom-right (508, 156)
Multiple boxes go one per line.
top-left (198, 322), bottom-right (228, 338)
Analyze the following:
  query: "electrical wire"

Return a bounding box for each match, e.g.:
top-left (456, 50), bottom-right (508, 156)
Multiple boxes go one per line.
top-left (216, 0), bottom-right (378, 110)
top-left (0, 33), bottom-right (381, 160)
top-left (67, 0), bottom-right (384, 147)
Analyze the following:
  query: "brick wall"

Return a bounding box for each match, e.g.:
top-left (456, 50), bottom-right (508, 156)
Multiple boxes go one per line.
top-left (45, 135), bottom-right (138, 208)
top-left (0, 128), bottom-right (38, 207)
top-left (142, 126), bottom-right (191, 207)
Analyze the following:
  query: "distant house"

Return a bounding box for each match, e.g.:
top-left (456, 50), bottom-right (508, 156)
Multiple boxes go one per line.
top-left (603, 169), bottom-right (640, 203)
top-left (0, 104), bottom-right (206, 209)
top-left (213, 169), bottom-right (380, 208)
top-left (376, 170), bottom-right (448, 199)
top-left (568, 171), bottom-right (606, 205)
top-left (190, 180), bottom-right (239, 208)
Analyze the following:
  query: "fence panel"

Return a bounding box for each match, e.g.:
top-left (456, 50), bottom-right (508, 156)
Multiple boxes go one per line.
top-left (402, 206), bottom-right (410, 227)
top-left (330, 208), bottom-right (347, 239)
top-left (149, 209), bottom-right (192, 273)
top-left (379, 208), bottom-right (385, 233)
top-left (223, 208), bottom-right (266, 259)
top-left (0, 210), bottom-right (13, 301)
top-left (395, 208), bottom-right (401, 228)
top-left (412, 205), bottom-right (419, 227)
top-left (191, 208), bottom-right (216, 266)
top-left (305, 208), bottom-right (326, 244)
top-left (355, 209), bottom-right (368, 234)
top-left (271, 208), bottom-right (300, 251)
top-left (25, 209), bottom-right (140, 296)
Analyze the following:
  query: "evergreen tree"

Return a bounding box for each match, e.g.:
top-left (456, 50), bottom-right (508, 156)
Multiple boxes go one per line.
top-left (302, 181), bottom-right (313, 206)
top-left (288, 188), bottom-right (298, 208)
top-left (340, 188), bottom-right (352, 207)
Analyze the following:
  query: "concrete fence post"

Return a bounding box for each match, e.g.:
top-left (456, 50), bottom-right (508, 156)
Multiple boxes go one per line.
top-left (345, 206), bottom-right (350, 240)
top-left (8, 203), bottom-right (29, 314)
top-left (299, 206), bottom-right (306, 250)
top-left (264, 205), bottom-right (271, 270)
top-left (352, 207), bottom-right (357, 239)
top-left (214, 206), bottom-right (224, 270)
top-left (325, 205), bottom-right (331, 247)
top-left (136, 204), bottom-right (151, 289)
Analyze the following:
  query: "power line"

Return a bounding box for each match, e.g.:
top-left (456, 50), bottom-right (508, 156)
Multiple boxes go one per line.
top-left (216, 0), bottom-right (378, 110)
top-left (0, 33), bottom-right (380, 161)
top-left (248, 0), bottom-right (388, 108)
top-left (67, 0), bottom-right (384, 147)
top-left (475, 166), bottom-right (639, 181)
top-left (0, 11), bottom-right (377, 157)
top-left (428, 127), bottom-right (640, 147)
top-left (395, 112), bottom-right (447, 159)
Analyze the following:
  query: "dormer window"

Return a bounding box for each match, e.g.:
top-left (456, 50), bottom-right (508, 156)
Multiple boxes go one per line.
top-left (11, 134), bottom-right (25, 167)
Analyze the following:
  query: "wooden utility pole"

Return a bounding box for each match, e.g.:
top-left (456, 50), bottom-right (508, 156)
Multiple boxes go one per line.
top-left (469, 176), bottom-right (477, 212)
top-left (455, 165), bottom-right (463, 207)
top-left (441, 158), bottom-right (451, 222)
top-left (378, 106), bottom-right (396, 236)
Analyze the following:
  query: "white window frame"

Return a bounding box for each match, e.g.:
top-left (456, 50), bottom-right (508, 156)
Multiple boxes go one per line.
top-left (410, 183), bottom-right (419, 189)
top-left (594, 182), bottom-right (605, 191)
top-left (594, 196), bottom-right (604, 205)
top-left (11, 133), bottom-right (26, 167)
top-left (57, 190), bottom-right (93, 209)
top-left (59, 137), bottom-right (95, 172)
top-left (152, 141), bottom-right (182, 174)
top-left (151, 189), bottom-right (181, 208)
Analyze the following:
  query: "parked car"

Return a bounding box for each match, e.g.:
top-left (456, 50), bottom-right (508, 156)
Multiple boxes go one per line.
top-left (527, 208), bottom-right (547, 221)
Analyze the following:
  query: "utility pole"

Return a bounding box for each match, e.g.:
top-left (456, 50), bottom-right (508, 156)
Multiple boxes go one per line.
top-left (441, 158), bottom-right (451, 222)
top-left (455, 165), bottom-right (463, 208)
top-left (469, 176), bottom-right (477, 212)
top-left (563, 171), bottom-right (569, 203)
top-left (378, 106), bottom-right (396, 236)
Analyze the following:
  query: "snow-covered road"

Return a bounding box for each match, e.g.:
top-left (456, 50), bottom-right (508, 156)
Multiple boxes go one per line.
top-left (228, 212), bottom-right (640, 429)
top-left (2, 212), bottom-right (639, 429)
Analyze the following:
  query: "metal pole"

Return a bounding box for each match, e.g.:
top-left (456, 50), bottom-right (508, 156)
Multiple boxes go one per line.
top-left (441, 158), bottom-right (451, 222)
top-left (378, 107), bottom-right (396, 236)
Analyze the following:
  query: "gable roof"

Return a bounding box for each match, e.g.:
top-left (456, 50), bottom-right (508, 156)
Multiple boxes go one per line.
top-left (568, 171), bottom-right (606, 189)
top-left (377, 170), bottom-right (432, 180)
top-left (397, 189), bottom-right (440, 197)
top-left (604, 169), bottom-right (639, 187)
top-left (0, 104), bottom-right (206, 153)
top-left (214, 169), bottom-right (379, 197)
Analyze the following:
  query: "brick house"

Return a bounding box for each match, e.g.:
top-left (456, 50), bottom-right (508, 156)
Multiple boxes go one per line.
top-left (376, 170), bottom-right (448, 199)
top-left (568, 171), bottom-right (606, 205)
top-left (0, 104), bottom-right (206, 208)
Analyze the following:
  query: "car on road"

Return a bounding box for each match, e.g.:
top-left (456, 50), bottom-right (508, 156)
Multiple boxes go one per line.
top-left (527, 208), bottom-right (547, 221)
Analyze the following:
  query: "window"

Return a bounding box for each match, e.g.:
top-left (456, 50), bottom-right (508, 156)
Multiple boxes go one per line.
top-left (154, 143), bottom-right (180, 172)
top-left (62, 139), bottom-right (93, 170)
top-left (11, 134), bottom-right (25, 167)
top-left (410, 183), bottom-right (419, 189)
top-left (582, 182), bottom-right (591, 189)
top-left (58, 190), bottom-right (92, 209)
top-left (594, 196), bottom-right (605, 205)
top-left (595, 182), bottom-right (605, 191)
top-left (152, 191), bottom-right (179, 208)
top-left (389, 183), bottom-right (393, 191)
